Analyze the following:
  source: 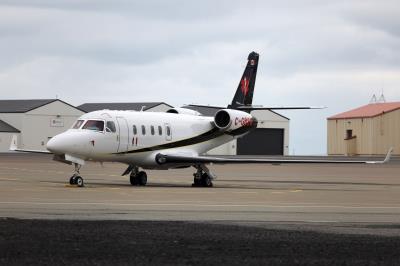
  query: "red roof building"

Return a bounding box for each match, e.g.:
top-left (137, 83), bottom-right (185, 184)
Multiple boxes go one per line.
top-left (327, 102), bottom-right (400, 155)
top-left (328, 102), bottom-right (400, 120)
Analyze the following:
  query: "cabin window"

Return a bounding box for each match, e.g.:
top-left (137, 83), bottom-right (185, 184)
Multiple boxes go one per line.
top-left (151, 125), bottom-right (155, 135)
top-left (133, 125), bottom-right (137, 135)
top-left (82, 120), bottom-right (104, 132)
top-left (158, 126), bottom-right (162, 135)
top-left (106, 121), bottom-right (116, 133)
top-left (141, 125), bottom-right (146, 135)
top-left (72, 120), bottom-right (84, 129)
top-left (166, 125), bottom-right (171, 136)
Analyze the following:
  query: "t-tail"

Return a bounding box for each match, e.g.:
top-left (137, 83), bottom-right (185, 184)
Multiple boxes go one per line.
top-left (186, 51), bottom-right (324, 112)
top-left (228, 51), bottom-right (259, 109)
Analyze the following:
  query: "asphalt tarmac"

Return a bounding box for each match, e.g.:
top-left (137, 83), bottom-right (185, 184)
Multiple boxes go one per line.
top-left (1, 153), bottom-right (400, 265)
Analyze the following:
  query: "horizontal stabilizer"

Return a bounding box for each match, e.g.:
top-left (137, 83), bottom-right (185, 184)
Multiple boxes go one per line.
top-left (236, 106), bottom-right (326, 111)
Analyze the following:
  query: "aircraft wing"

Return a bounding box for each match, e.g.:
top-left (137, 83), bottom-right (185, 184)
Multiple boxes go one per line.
top-left (156, 148), bottom-right (393, 166)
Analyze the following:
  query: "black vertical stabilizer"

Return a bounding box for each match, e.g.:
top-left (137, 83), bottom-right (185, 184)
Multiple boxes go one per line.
top-left (228, 51), bottom-right (259, 109)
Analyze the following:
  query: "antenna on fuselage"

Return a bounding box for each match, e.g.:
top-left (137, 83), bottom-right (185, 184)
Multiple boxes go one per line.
top-left (140, 106), bottom-right (146, 112)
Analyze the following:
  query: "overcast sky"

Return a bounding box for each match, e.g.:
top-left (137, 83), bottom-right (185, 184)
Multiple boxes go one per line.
top-left (1, 0), bottom-right (399, 154)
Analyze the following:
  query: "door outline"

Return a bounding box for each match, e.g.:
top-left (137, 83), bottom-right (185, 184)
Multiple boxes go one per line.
top-left (116, 117), bottom-right (129, 152)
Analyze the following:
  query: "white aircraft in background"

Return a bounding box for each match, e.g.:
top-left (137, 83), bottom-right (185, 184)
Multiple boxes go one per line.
top-left (10, 52), bottom-right (392, 187)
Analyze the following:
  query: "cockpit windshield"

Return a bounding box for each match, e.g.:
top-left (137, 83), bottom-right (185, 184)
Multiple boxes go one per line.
top-left (82, 120), bottom-right (105, 132)
top-left (72, 120), bottom-right (85, 129)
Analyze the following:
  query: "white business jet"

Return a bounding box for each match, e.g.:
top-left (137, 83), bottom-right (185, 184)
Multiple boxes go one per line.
top-left (10, 52), bottom-right (392, 187)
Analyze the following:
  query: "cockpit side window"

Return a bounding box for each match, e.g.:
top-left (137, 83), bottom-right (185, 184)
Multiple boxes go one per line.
top-left (82, 120), bottom-right (105, 132)
top-left (72, 120), bottom-right (84, 129)
top-left (106, 121), bottom-right (116, 133)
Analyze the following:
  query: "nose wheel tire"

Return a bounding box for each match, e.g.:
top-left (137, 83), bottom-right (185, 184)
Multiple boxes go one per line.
top-left (75, 176), bottom-right (84, 187)
top-left (69, 175), bottom-right (84, 187)
top-left (69, 175), bottom-right (76, 185)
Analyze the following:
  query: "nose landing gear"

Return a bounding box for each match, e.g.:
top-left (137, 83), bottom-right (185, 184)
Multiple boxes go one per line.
top-left (69, 163), bottom-right (84, 187)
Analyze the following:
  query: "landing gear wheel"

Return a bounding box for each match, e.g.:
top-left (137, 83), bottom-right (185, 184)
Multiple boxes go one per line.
top-left (75, 176), bottom-right (84, 187)
top-left (69, 175), bottom-right (77, 185)
top-left (192, 177), bottom-right (202, 187)
top-left (130, 174), bottom-right (139, 186)
top-left (201, 173), bottom-right (213, 187)
top-left (138, 171), bottom-right (147, 186)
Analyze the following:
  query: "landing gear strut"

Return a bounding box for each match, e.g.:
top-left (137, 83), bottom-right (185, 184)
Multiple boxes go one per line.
top-left (128, 166), bottom-right (147, 186)
top-left (69, 163), bottom-right (84, 187)
top-left (192, 164), bottom-right (215, 187)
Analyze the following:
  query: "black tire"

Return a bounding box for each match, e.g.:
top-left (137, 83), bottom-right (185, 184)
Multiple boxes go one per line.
top-left (192, 178), bottom-right (202, 187)
top-left (69, 175), bottom-right (76, 185)
top-left (138, 171), bottom-right (147, 186)
top-left (75, 176), bottom-right (84, 187)
top-left (201, 173), bottom-right (213, 187)
top-left (130, 174), bottom-right (139, 186)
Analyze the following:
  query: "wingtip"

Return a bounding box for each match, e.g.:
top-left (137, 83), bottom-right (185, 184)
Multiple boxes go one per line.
top-left (383, 147), bottom-right (394, 163)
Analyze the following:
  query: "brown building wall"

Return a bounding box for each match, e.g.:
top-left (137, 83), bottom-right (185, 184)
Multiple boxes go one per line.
top-left (327, 109), bottom-right (399, 155)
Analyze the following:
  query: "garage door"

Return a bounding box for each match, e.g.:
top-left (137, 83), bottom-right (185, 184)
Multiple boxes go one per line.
top-left (237, 128), bottom-right (284, 155)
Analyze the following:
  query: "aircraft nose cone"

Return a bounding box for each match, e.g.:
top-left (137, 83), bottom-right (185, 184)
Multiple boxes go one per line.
top-left (46, 135), bottom-right (64, 154)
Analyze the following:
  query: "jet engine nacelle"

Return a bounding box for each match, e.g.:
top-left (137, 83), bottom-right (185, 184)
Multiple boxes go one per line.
top-left (214, 109), bottom-right (257, 131)
top-left (166, 108), bottom-right (201, 116)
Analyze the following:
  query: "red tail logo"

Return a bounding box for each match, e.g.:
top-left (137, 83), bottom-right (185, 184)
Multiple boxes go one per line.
top-left (241, 77), bottom-right (249, 96)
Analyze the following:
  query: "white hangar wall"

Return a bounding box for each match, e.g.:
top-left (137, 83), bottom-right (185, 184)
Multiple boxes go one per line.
top-left (0, 133), bottom-right (19, 152)
top-left (20, 101), bottom-right (85, 151)
top-left (0, 100), bottom-right (85, 152)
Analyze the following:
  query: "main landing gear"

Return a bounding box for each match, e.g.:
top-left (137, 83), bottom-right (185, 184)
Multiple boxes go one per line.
top-left (69, 163), bottom-right (84, 187)
top-left (127, 166), bottom-right (147, 186)
top-left (192, 164), bottom-right (216, 187)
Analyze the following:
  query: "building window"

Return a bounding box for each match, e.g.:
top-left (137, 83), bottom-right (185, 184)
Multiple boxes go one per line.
top-left (346, 129), bottom-right (353, 139)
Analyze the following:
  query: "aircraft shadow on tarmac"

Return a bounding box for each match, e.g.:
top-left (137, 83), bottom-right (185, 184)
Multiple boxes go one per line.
top-left (46, 180), bottom-right (384, 191)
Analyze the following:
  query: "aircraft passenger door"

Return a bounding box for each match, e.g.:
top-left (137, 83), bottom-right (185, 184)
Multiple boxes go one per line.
top-left (116, 117), bottom-right (129, 152)
top-left (164, 123), bottom-right (172, 141)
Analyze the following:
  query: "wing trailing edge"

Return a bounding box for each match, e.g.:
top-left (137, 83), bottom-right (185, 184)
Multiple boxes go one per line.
top-left (155, 148), bottom-right (393, 166)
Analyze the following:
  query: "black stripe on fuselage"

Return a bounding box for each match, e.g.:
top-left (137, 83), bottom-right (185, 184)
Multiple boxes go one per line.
top-left (113, 125), bottom-right (254, 155)
top-left (114, 127), bottom-right (222, 154)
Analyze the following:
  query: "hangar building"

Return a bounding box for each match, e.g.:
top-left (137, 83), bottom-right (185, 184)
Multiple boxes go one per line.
top-left (327, 102), bottom-right (400, 155)
top-left (183, 106), bottom-right (290, 155)
top-left (1, 99), bottom-right (289, 155)
top-left (0, 99), bottom-right (85, 152)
